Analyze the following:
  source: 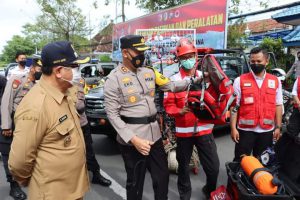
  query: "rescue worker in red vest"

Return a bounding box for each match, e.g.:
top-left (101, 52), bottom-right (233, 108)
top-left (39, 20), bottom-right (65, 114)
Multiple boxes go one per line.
top-left (230, 47), bottom-right (283, 162)
top-left (286, 77), bottom-right (300, 139)
top-left (164, 38), bottom-right (220, 200)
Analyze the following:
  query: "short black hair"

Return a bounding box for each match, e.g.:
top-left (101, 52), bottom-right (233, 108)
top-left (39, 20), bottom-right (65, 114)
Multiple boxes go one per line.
top-left (15, 52), bottom-right (26, 59)
top-left (41, 66), bottom-right (53, 75)
top-left (250, 47), bottom-right (269, 59)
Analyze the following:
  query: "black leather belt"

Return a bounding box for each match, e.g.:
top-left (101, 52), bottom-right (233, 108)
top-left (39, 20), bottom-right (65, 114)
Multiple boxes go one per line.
top-left (121, 114), bottom-right (157, 124)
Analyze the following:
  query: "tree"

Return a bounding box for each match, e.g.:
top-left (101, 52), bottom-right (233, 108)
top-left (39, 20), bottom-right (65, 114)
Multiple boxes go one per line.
top-left (34, 0), bottom-right (89, 41)
top-left (1, 35), bottom-right (35, 63)
top-left (135, 0), bottom-right (193, 12)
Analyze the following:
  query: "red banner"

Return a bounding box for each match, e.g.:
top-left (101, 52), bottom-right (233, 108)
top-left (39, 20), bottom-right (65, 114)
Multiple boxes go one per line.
top-left (112, 0), bottom-right (228, 61)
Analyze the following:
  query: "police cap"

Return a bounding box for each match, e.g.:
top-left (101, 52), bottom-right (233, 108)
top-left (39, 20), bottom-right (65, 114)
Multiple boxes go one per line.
top-left (120, 35), bottom-right (150, 52)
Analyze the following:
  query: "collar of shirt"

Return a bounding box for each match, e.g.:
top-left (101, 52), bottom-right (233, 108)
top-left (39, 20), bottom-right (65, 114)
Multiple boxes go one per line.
top-left (250, 70), bottom-right (266, 81)
top-left (179, 67), bottom-right (199, 79)
top-left (39, 76), bottom-right (66, 104)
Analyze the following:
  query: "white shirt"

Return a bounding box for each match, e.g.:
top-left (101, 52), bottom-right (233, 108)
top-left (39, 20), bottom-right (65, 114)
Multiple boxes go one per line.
top-left (7, 66), bottom-right (29, 80)
top-left (233, 71), bottom-right (283, 132)
top-left (292, 78), bottom-right (298, 96)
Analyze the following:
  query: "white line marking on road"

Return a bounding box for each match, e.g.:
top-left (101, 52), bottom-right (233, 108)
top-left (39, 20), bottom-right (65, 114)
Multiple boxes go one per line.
top-left (100, 169), bottom-right (127, 200)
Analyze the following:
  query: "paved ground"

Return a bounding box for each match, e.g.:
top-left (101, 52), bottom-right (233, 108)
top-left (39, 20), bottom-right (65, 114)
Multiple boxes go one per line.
top-left (0, 128), bottom-right (235, 200)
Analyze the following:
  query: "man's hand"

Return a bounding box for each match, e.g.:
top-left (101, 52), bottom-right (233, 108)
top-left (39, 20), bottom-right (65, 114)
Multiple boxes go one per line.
top-left (2, 129), bottom-right (12, 137)
top-left (273, 128), bottom-right (281, 142)
top-left (231, 128), bottom-right (240, 143)
top-left (179, 106), bottom-right (190, 115)
top-left (130, 136), bottom-right (154, 156)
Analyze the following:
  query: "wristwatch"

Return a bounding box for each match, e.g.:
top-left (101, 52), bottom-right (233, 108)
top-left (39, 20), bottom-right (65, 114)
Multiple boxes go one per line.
top-left (275, 125), bottom-right (282, 131)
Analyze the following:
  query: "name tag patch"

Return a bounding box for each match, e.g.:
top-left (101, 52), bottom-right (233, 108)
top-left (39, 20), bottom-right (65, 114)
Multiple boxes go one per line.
top-left (244, 97), bottom-right (254, 104)
top-left (268, 80), bottom-right (275, 89)
top-left (59, 115), bottom-right (68, 123)
top-left (244, 83), bottom-right (252, 87)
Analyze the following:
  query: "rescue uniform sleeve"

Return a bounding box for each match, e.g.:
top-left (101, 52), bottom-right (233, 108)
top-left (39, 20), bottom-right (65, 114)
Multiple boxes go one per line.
top-left (8, 105), bottom-right (46, 186)
top-left (104, 76), bottom-right (135, 143)
top-left (163, 92), bottom-right (182, 117)
top-left (1, 76), bottom-right (18, 129)
top-left (152, 68), bottom-right (190, 92)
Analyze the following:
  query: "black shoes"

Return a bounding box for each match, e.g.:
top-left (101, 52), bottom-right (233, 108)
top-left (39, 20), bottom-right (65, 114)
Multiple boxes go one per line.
top-left (9, 182), bottom-right (27, 200)
top-left (202, 185), bottom-right (211, 199)
top-left (92, 172), bottom-right (112, 187)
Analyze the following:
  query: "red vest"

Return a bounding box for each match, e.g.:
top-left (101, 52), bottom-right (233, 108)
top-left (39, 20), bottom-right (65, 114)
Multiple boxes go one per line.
top-left (164, 69), bottom-right (214, 137)
top-left (238, 73), bottom-right (278, 129)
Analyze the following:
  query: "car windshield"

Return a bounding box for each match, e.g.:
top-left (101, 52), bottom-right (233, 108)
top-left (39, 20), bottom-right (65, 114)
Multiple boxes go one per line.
top-left (215, 57), bottom-right (245, 80)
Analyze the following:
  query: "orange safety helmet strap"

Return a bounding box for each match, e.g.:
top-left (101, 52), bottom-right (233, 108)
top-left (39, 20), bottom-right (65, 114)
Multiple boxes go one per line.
top-left (176, 38), bottom-right (197, 57)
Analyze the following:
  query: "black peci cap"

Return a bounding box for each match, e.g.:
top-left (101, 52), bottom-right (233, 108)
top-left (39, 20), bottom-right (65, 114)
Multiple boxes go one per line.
top-left (120, 35), bottom-right (150, 52)
top-left (41, 41), bottom-right (90, 68)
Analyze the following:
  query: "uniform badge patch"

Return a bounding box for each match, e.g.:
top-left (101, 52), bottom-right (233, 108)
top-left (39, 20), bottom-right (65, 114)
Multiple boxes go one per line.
top-left (244, 83), bottom-right (252, 87)
top-left (268, 80), bottom-right (275, 89)
top-left (244, 97), bottom-right (254, 104)
top-left (64, 134), bottom-right (72, 147)
top-left (122, 77), bottom-right (131, 83)
top-left (12, 79), bottom-right (21, 89)
top-left (127, 88), bottom-right (136, 94)
top-left (144, 73), bottom-right (151, 78)
top-left (128, 96), bottom-right (137, 103)
top-left (121, 66), bottom-right (128, 73)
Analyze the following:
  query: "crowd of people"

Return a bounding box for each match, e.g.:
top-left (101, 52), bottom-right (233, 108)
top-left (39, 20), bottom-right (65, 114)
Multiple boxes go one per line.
top-left (0, 35), bottom-right (299, 200)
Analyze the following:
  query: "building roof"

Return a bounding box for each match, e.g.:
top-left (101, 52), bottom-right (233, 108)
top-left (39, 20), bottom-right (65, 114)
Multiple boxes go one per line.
top-left (92, 22), bottom-right (114, 52)
top-left (246, 19), bottom-right (290, 34)
top-left (282, 25), bottom-right (300, 46)
top-left (272, 5), bottom-right (300, 25)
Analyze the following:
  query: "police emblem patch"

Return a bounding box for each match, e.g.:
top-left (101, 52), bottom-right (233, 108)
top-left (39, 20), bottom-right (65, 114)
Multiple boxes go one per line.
top-left (12, 79), bottom-right (21, 89)
top-left (64, 135), bottom-right (72, 147)
top-left (121, 66), bottom-right (128, 73)
top-left (128, 96), bottom-right (137, 103)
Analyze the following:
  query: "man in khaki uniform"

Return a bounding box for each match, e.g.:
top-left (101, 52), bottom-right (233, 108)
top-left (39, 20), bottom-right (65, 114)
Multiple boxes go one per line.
top-left (1, 58), bottom-right (42, 200)
top-left (8, 41), bottom-right (90, 200)
top-left (104, 35), bottom-right (202, 200)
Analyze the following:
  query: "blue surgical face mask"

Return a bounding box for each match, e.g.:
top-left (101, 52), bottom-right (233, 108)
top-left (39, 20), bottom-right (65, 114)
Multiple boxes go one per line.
top-left (181, 57), bottom-right (196, 70)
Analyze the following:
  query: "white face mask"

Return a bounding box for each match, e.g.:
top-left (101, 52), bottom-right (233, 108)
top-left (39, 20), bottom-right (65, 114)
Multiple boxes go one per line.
top-left (72, 67), bottom-right (81, 84)
top-left (59, 67), bottom-right (74, 86)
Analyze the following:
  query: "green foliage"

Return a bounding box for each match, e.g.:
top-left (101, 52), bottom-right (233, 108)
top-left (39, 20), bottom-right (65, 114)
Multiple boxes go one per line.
top-left (99, 55), bottom-right (112, 62)
top-left (227, 19), bottom-right (247, 49)
top-left (1, 35), bottom-right (36, 63)
top-left (135, 0), bottom-right (192, 12)
top-left (34, 0), bottom-right (88, 41)
top-left (259, 38), bottom-right (286, 70)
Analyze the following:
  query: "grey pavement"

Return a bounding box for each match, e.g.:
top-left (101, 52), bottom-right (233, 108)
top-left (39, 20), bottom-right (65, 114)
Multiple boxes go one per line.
top-left (0, 128), bottom-right (235, 200)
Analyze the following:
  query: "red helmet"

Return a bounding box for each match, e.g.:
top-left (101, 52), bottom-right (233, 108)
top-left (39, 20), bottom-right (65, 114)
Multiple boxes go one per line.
top-left (176, 38), bottom-right (196, 57)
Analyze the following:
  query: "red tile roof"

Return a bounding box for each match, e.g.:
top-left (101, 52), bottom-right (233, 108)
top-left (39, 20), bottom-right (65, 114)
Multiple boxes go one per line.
top-left (246, 19), bottom-right (291, 34)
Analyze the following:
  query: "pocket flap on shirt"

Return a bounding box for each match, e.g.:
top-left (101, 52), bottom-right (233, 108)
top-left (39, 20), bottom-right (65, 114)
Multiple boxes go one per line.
top-left (55, 121), bottom-right (75, 136)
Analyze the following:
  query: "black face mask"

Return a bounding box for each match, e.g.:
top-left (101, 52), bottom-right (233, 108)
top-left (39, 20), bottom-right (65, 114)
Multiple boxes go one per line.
top-left (250, 63), bottom-right (265, 74)
top-left (18, 60), bottom-right (26, 66)
top-left (34, 71), bottom-right (42, 80)
top-left (129, 53), bottom-right (145, 68)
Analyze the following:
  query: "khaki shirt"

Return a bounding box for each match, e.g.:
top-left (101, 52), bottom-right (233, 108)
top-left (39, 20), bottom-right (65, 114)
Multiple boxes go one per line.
top-left (8, 76), bottom-right (89, 200)
top-left (104, 64), bottom-right (191, 145)
top-left (1, 73), bottom-right (35, 129)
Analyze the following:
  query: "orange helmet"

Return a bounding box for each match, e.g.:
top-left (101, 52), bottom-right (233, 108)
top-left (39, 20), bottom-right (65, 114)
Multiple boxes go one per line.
top-left (176, 38), bottom-right (196, 57)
